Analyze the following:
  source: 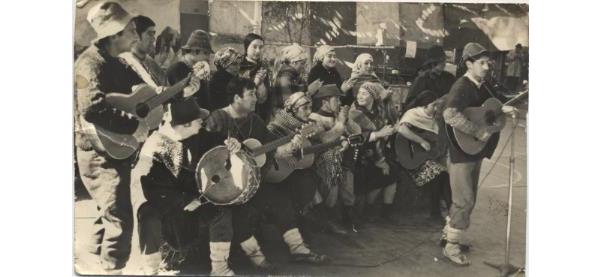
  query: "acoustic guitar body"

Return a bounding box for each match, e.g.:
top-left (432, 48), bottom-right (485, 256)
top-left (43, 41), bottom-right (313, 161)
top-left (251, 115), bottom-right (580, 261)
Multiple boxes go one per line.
top-left (243, 138), bottom-right (266, 167)
top-left (395, 131), bottom-right (439, 170)
top-left (450, 97), bottom-right (504, 155)
top-left (263, 140), bottom-right (314, 184)
top-left (104, 85), bottom-right (164, 130)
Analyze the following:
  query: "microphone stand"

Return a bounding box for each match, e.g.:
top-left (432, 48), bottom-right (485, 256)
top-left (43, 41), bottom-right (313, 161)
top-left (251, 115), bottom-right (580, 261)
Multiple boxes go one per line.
top-left (483, 112), bottom-right (525, 276)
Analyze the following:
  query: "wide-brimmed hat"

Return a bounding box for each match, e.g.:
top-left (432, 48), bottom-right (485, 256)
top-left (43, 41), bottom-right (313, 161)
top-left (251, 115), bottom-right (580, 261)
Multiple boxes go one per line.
top-left (313, 84), bottom-right (343, 99)
top-left (461, 42), bottom-right (489, 64)
top-left (170, 98), bottom-right (210, 126)
top-left (423, 45), bottom-right (446, 67)
top-left (87, 2), bottom-right (133, 41)
top-left (182, 30), bottom-right (213, 53)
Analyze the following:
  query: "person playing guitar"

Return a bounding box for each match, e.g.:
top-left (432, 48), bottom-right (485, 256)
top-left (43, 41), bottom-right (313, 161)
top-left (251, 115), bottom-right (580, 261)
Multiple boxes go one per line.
top-left (130, 99), bottom-right (241, 276)
top-left (440, 42), bottom-right (517, 266)
top-left (204, 77), bottom-right (330, 270)
top-left (73, 2), bottom-right (146, 273)
top-left (396, 91), bottom-right (451, 223)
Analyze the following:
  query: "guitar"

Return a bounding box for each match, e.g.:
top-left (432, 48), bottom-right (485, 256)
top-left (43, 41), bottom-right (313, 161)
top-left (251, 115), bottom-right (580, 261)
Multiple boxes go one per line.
top-left (446, 88), bottom-right (528, 156)
top-left (196, 124), bottom-right (320, 191)
top-left (77, 75), bottom-right (191, 159)
top-left (394, 130), bottom-right (441, 170)
top-left (263, 134), bottom-right (364, 183)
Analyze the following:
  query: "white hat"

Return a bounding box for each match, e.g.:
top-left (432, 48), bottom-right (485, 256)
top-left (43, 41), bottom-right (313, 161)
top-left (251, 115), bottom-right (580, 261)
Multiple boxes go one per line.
top-left (87, 2), bottom-right (133, 40)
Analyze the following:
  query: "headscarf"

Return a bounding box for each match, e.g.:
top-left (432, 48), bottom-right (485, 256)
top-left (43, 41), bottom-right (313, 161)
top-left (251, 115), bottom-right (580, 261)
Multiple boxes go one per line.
top-left (359, 81), bottom-right (388, 102)
top-left (213, 47), bottom-right (241, 70)
top-left (284, 91), bottom-right (312, 112)
top-left (281, 44), bottom-right (308, 63)
top-left (313, 45), bottom-right (335, 64)
top-left (351, 53), bottom-right (376, 77)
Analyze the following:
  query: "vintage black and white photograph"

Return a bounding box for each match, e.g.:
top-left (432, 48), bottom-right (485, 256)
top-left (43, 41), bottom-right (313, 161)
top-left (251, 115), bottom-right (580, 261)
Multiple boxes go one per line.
top-left (73, 0), bottom-right (529, 275)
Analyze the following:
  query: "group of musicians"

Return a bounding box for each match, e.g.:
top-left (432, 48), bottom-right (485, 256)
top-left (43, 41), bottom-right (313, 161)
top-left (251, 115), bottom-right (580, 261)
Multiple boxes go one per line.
top-left (74, 2), bottom-right (518, 275)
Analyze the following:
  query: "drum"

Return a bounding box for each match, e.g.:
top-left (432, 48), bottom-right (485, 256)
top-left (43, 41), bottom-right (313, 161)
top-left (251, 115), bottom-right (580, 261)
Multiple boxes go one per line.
top-left (195, 145), bottom-right (261, 205)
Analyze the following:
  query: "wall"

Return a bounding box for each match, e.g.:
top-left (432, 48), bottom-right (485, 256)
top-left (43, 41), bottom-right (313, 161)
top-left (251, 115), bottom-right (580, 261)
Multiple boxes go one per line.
top-left (74, 0), bottom-right (180, 48)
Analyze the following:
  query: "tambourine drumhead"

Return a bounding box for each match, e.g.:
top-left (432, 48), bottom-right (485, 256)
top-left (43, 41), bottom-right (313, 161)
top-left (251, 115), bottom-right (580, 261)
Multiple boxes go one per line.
top-left (196, 146), bottom-right (260, 205)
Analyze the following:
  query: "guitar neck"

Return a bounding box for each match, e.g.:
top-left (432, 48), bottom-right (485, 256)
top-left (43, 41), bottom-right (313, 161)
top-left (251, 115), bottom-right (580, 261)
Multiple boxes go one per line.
top-left (249, 134), bottom-right (294, 156)
top-left (144, 76), bottom-right (191, 109)
top-left (302, 139), bottom-right (343, 155)
top-left (503, 89), bottom-right (529, 107)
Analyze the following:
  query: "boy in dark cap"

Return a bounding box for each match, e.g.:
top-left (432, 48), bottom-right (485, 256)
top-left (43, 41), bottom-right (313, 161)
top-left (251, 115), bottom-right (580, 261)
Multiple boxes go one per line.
top-left (167, 29), bottom-right (214, 110)
top-left (131, 99), bottom-right (241, 276)
top-left (440, 42), bottom-right (516, 265)
top-left (308, 84), bottom-right (363, 234)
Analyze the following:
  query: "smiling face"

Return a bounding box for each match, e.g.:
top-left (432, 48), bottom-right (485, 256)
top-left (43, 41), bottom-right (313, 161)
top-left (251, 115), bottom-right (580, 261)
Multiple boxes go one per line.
top-left (359, 57), bottom-right (374, 75)
top-left (356, 87), bottom-right (374, 108)
top-left (294, 101), bottom-right (312, 122)
top-left (322, 50), bottom-right (337, 68)
top-left (235, 87), bottom-right (258, 113)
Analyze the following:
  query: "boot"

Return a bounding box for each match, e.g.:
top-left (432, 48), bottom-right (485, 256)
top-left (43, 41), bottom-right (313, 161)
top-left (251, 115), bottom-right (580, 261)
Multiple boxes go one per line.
top-left (240, 236), bottom-right (274, 271)
top-left (283, 228), bottom-right (330, 265)
top-left (441, 224), bottom-right (470, 266)
top-left (209, 242), bottom-right (234, 276)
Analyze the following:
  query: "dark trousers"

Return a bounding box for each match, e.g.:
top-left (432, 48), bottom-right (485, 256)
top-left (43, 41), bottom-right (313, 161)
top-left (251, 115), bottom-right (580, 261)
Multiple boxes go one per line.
top-left (137, 203), bottom-right (232, 255)
top-left (76, 148), bottom-right (133, 271)
top-left (278, 168), bottom-right (319, 213)
top-left (232, 184), bottom-right (297, 243)
top-left (430, 172), bottom-right (452, 215)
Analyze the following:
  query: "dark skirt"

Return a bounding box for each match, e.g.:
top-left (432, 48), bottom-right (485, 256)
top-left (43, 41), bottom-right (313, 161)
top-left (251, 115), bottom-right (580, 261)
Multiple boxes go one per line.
top-left (354, 158), bottom-right (399, 195)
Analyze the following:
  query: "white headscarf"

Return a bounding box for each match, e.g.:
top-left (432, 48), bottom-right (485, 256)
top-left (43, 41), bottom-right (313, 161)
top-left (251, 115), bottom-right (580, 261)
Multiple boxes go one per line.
top-left (281, 44), bottom-right (308, 63)
top-left (313, 45), bottom-right (335, 64)
top-left (352, 53), bottom-right (377, 77)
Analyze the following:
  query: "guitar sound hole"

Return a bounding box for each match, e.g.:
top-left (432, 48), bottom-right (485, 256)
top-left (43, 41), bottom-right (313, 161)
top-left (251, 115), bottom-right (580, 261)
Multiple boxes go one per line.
top-left (211, 175), bottom-right (221, 183)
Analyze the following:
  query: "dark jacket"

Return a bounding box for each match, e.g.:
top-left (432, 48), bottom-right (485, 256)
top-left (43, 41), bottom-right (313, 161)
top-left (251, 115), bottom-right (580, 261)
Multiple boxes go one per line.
top-left (239, 56), bottom-right (272, 121)
top-left (443, 76), bottom-right (508, 163)
top-left (307, 62), bottom-right (343, 89)
top-left (167, 61), bottom-right (211, 110)
top-left (74, 44), bottom-right (144, 150)
top-left (209, 69), bottom-right (235, 110)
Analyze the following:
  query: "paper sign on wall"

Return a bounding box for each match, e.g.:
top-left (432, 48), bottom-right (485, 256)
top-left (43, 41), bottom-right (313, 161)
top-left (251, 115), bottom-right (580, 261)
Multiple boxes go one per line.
top-left (405, 40), bottom-right (417, 58)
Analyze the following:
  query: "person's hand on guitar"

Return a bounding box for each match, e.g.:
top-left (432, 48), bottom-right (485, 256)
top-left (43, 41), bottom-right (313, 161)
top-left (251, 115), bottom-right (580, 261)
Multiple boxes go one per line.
top-left (224, 138), bottom-right (242, 154)
top-left (376, 159), bottom-right (390, 175)
top-left (502, 105), bottom-right (518, 115)
top-left (373, 125), bottom-right (395, 141)
top-left (183, 198), bottom-right (203, 212)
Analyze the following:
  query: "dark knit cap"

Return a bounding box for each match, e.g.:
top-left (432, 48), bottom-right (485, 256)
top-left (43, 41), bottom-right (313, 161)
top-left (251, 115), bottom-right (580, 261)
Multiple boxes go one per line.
top-left (405, 90), bottom-right (438, 110)
top-left (170, 98), bottom-right (210, 126)
top-left (243, 33), bottom-right (264, 54)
